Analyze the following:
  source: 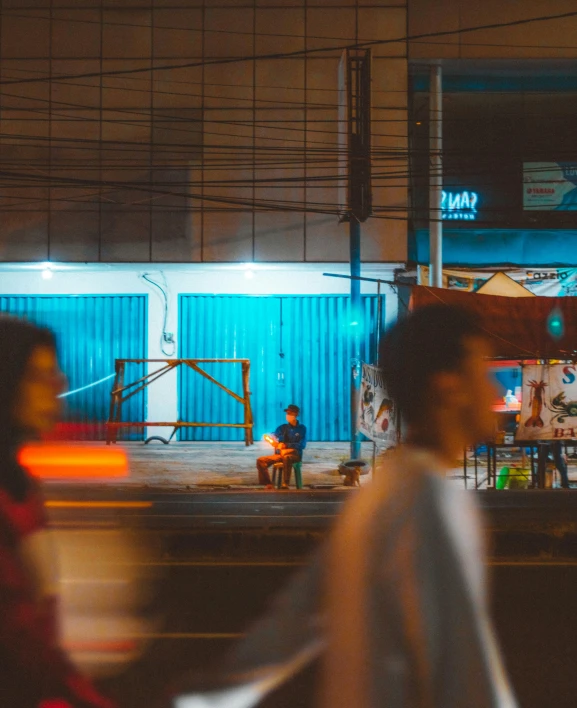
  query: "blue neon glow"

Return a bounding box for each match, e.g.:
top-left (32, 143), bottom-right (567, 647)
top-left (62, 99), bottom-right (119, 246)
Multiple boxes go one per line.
top-left (441, 191), bottom-right (478, 220)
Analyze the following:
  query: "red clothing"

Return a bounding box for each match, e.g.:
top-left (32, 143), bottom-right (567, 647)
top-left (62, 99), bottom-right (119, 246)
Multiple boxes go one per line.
top-left (0, 475), bottom-right (115, 708)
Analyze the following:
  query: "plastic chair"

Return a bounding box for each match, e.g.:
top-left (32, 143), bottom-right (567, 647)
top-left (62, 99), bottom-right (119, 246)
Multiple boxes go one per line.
top-left (272, 461), bottom-right (303, 489)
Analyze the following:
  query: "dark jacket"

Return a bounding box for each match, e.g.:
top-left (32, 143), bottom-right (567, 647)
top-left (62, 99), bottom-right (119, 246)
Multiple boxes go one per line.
top-left (0, 316), bottom-right (114, 708)
top-left (273, 422), bottom-right (307, 455)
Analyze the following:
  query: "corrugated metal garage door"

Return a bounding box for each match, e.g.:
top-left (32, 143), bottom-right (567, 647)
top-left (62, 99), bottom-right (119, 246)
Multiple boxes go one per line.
top-left (0, 295), bottom-right (147, 439)
top-left (178, 294), bottom-right (381, 441)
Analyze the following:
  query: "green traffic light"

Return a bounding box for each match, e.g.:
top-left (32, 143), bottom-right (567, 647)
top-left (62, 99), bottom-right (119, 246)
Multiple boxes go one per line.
top-left (547, 307), bottom-right (564, 340)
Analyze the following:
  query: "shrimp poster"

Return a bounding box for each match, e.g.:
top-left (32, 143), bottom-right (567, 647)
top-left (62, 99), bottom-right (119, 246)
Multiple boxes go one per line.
top-left (517, 364), bottom-right (577, 441)
top-left (357, 363), bottom-right (398, 446)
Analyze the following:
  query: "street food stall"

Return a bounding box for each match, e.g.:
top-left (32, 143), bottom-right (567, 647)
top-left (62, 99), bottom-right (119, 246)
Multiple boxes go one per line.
top-left (410, 285), bottom-right (577, 488)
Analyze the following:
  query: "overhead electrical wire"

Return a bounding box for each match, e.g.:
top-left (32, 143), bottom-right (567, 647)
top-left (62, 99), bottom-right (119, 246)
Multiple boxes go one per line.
top-left (0, 63), bottom-right (405, 96)
top-left (0, 87), bottom-right (411, 146)
top-left (0, 175), bottom-right (556, 225)
top-left (0, 76), bottom-right (409, 117)
top-left (0, 128), bottom-right (414, 154)
top-left (0, 10), bottom-right (574, 228)
top-left (0, 125), bottom-right (560, 162)
top-left (0, 164), bottom-right (557, 223)
top-left (1, 9), bottom-right (371, 43)
top-left (2, 9), bottom-right (577, 86)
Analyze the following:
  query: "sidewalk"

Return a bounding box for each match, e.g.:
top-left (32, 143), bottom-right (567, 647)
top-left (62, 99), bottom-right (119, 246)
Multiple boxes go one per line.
top-left (41, 441), bottom-right (577, 491)
top-left (121, 441), bottom-right (375, 489)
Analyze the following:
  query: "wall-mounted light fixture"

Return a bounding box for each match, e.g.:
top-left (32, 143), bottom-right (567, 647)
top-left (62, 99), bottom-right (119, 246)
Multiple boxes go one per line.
top-left (41, 262), bottom-right (53, 280)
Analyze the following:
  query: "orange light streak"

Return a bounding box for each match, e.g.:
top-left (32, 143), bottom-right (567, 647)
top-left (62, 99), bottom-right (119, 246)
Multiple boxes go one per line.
top-left (63, 640), bottom-right (139, 653)
top-left (19, 443), bottom-right (129, 479)
top-left (45, 501), bottom-right (151, 509)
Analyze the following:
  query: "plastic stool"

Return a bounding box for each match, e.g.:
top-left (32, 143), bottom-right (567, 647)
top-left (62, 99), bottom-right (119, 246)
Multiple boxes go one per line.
top-left (272, 461), bottom-right (303, 489)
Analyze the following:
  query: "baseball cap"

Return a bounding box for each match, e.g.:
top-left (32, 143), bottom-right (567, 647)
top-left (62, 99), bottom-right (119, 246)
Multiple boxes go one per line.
top-left (284, 404), bottom-right (300, 416)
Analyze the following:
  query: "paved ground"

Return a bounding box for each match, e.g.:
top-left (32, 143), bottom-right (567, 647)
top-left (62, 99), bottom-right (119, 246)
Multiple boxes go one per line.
top-left (55, 440), bottom-right (577, 491)
top-left (39, 442), bottom-right (577, 708)
top-left (37, 441), bottom-right (577, 708)
top-left (40, 440), bottom-right (577, 491)
top-left (111, 441), bottom-right (378, 489)
top-left (97, 556), bottom-right (577, 708)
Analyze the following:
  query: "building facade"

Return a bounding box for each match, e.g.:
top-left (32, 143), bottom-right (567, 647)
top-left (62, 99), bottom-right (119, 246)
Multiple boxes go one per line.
top-left (0, 0), bottom-right (408, 440)
top-left (4, 1), bottom-right (577, 440)
top-left (0, 0), bottom-right (407, 264)
top-left (408, 0), bottom-right (577, 276)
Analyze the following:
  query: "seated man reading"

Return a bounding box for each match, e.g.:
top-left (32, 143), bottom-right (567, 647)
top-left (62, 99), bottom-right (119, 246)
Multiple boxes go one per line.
top-left (257, 404), bottom-right (306, 489)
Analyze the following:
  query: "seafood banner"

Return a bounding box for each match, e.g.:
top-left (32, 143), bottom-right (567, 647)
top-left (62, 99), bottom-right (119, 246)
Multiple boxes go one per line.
top-left (357, 363), bottom-right (397, 446)
top-left (517, 364), bottom-right (577, 441)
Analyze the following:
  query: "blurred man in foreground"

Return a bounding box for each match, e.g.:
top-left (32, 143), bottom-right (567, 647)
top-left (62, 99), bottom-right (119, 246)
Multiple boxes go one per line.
top-left (0, 316), bottom-right (115, 708)
top-left (174, 305), bottom-right (517, 708)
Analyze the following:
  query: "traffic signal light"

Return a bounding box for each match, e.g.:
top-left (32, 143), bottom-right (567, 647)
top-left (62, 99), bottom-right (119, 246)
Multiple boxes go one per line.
top-left (547, 307), bottom-right (564, 340)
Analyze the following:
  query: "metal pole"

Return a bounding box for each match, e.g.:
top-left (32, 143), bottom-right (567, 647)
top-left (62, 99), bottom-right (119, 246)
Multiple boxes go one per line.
top-left (372, 280), bottom-right (382, 476)
top-left (375, 280), bottom-right (382, 363)
top-left (429, 65), bottom-right (443, 288)
top-left (350, 217), bottom-right (362, 460)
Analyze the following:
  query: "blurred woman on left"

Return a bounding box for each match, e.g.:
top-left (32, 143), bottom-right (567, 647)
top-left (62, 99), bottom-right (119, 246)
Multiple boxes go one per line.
top-left (0, 315), bottom-right (116, 708)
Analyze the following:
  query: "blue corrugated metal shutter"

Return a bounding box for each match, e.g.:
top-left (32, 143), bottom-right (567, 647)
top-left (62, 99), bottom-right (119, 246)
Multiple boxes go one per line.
top-left (178, 295), bottom-right (381, 442)
top-left (178, 295), bottom-right (280, 441)
top-left (0, 295), bottom-right (147, 439)
top-left (280, 296), bottom-right (378, 440)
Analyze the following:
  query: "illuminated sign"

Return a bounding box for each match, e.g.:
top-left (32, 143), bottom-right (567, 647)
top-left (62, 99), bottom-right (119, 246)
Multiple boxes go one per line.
top-left (524, 162), bottom-right (577, 210)
top-left (441, 190), bottom-right (478, 220)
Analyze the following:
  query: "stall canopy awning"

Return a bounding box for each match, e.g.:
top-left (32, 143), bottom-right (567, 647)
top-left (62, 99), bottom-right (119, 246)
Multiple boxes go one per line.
top-left (410, 286), bottom-right (577, 360)
top-left (475, 271), bottom-right (535, 297)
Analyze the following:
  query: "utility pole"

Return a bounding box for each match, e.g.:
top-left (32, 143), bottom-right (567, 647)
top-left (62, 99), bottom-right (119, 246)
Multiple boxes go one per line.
top-left (339, 48), bottom-right (372, 460)
top-left (350, 217), bottom-right (362, 459)
top-left (324, 271), bottom-right (391, 473)
top-left (429, 65), bottom-right (443, 288)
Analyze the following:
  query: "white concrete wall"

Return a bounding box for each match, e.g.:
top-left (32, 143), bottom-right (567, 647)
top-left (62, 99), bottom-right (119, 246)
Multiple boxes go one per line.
top-left (0, 262), bottom-right (400, 434)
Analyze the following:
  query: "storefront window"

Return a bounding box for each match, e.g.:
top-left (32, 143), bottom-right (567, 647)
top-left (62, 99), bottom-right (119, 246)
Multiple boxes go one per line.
top-left (410, 89), bottom-right (577, 231)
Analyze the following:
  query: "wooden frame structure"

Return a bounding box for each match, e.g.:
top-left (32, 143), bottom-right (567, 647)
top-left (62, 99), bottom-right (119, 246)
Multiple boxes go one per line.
top-left (106, 359), bottom-right (254, 446)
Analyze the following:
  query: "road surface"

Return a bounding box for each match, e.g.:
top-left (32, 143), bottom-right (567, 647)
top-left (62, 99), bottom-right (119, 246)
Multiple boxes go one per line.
top-left (43, 487), bottom-right (577, 708)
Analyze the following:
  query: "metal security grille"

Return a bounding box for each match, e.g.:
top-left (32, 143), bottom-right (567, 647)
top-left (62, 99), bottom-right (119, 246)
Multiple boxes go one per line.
top-left (178, 294), bottom-right (382, 442)
top-left (0, 295), bottom-right (147, 439)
